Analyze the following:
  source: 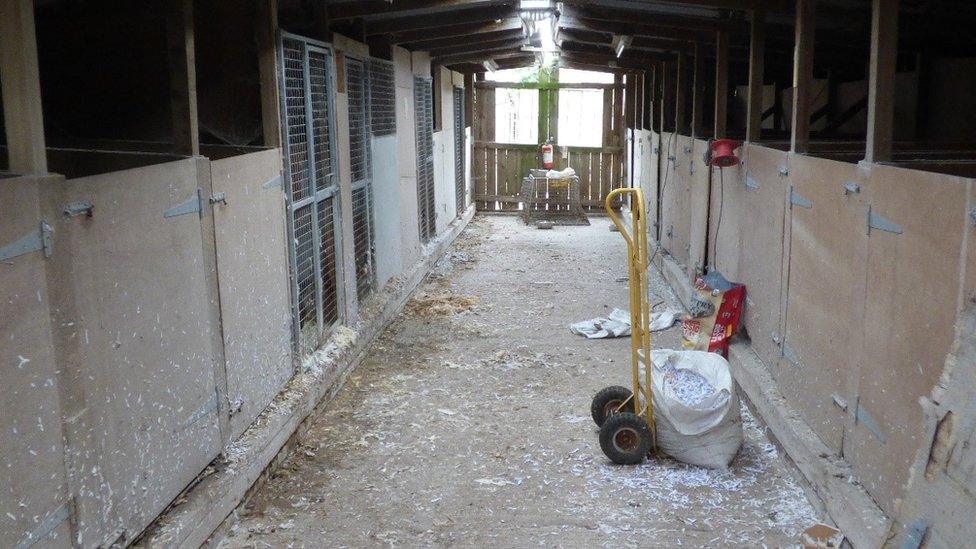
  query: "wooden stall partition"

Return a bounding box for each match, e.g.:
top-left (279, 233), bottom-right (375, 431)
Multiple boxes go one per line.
top-left (667, 134), bottom-right (695, 268)
top-left (736, 145), bottom-right (791, 370)
top-left (847, 164), bottom-right (973, 516)
top-left (687, 138), bottom-right (712, 278)
top-left (778, 154), bottom-right (867, 453)
top-left (1, 175), bottom-right (73, 547)
top-left (210, 150), bottom-right (293, 441)
top-left (707, 145), bottom-right (745, 279)
top-left (44, 158), bottom-right (224, 546)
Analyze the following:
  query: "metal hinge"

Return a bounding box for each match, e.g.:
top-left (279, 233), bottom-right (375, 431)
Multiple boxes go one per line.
top-left (163, 188), bottom-right (203, 219)
top-left (789, 186), bottom-right (813, 209)
top-left (744, 174), bottom-right (759, 189)
top-left (855, 399), bottom-right (887, 444)
top-left (0, 221), bottom-right (53, 262)
top-left (866, 205), bottom-right (903, 235)
top-left (209, 191), bottom-right (228, 206)
top-left (63, 201), bottom-right (94, 218)
top-left (262, 175), bottom-right (283, 190)
top-left (831, 394), bottom-right (849, 412)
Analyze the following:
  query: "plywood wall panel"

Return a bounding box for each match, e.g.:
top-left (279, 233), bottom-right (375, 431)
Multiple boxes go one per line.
top-left (47, 159), bottom-right (223, 546)
top-left (779, 155), bottom-right (866, 453)
top-left (670, 135), bottom-right (694, 268)
top-left (737, 145), bottom-right (790, 369)
top-left (848, 165), bottom-right (972, 516)
top-left (1, 176), bottom-right (72, 547)
top-left (707, 150), bottom-right (744, 281)
top-left (658, 132), bottom-right (678, 255)
top-left (687, 139), bottom-right (712, 278)
top-left (211, 150), bottom-right (293, 441)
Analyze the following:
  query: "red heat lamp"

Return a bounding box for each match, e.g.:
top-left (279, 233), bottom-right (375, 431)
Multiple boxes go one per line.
top-left (708, 139), bottom-right (742, 168)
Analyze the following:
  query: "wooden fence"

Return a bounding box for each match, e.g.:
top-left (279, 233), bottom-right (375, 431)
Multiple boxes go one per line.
top-left (472, 142), bottom-right (625, 211)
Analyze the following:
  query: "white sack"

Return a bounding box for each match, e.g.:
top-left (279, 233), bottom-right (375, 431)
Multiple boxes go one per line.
top-left (570, 308), bottom-right (681, 339)
top-left (649, 349), bottom-right (743, 468)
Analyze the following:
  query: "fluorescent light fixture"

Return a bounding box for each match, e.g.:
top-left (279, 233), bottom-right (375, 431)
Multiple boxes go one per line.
top-left (483, 60), bottom-right (500, 71)
top-left (613, 35), bottom-right (632, 58)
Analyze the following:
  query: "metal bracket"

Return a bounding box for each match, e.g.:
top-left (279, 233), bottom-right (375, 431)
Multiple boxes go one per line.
top-left (689, 160), bottom-right (695, 175)
top-left (63, 201), bottom-right (94, 218)
top-left (843, 182), bottom-right (861, 195)
top-left (790, 186), bottom-right (813, 209)
top-left (831, 394), bottom-right (849, 412)
top-left (14, 503), bottom-right (71, 549)
top-left (744, 174), bottom-right (759, 189)
top-left (0, 221), bottom-right (53, 262)
top-left (163, 188), bottom-right (203, 219)
top-left (209, 191), bottom-right (228, 206)
top-left (866, 205), bottom-right (903, 235)
top-left (262, 175), bottom-right (283, 190)
top-left (782, 343), bottom-right (800, 366)
top-left (855, 399), bottom-right (887, 444)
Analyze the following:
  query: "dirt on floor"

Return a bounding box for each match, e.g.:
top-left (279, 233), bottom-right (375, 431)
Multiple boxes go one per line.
top-left (217, 215), bottom-right (820, 548)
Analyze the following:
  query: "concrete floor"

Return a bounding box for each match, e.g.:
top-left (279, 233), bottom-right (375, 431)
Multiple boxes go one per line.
top-left (218, 215), bottom-right (819, 548)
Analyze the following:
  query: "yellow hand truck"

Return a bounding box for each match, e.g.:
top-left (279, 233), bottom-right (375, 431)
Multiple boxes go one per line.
top-left (589, 187), bottom-right (656, 464)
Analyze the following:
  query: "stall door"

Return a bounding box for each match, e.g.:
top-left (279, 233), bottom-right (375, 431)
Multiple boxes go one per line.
top-left (414, 76), bottom-right (436, 242)
top-left (347, 56), bottom-right (375, 301)
top-left (279, 34), bottom-right (344, 354)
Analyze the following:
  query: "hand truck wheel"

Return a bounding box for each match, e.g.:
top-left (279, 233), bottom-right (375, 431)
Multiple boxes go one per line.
top-left (590, 385), bottom-right (633, 427)
top-left (599, 412), bottom-right (652, 465)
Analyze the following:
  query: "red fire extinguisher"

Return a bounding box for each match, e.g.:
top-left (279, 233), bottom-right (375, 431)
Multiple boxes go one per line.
top-left (541, 142), bottom-right (554, 169)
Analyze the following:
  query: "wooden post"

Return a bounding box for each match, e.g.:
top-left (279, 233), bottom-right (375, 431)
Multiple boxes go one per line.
top-left (0, 0), bottom-right (47, 173)
top-left (791, 0), bottom-right (816, 153)
top-left (256, 0), bottom-right (280, 148)
top-left (746, 8), bottom-right (766, 142)
top-left (691, 42), bottom-right (704, 137)
top-left (865, 0), bottom-right (899, 163)
top-left (714, 31), bottom-right (729, 139)
top-left (464, 73), bottom-right (475, 129)
top-left (167, 0), bottom-right (200, 156)
top-left (675, 53), bottom-right (687, 135)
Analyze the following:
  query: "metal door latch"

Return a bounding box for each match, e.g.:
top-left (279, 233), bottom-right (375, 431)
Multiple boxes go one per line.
top-left (778, 166), bottom-right (789, 177)
top-left (209, 191), bottom-right (228, 206)
top-left (63, 201), bottom-right (94, 217)
top-left (969, 208), bottom-right (976, 228)
top-left (843, 182), bottom-right (860, 195)
top-left (0, 221), bottom-right (53, 262)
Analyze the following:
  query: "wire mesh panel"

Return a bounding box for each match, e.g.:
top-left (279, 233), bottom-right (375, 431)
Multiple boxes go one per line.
top-left (414, 76), bottom-right (436, 242)
top-left (308, 50), bottom-right (334, 192)
top-left (348, 57), bottom-right (375, 301)
top-left (453, 87), bottom-right (466, 215)
top-left (317, 196), bottom-right (339, 326)
top-left (282, 38), bottom-right (310, 204)
top-left (368, 59), bottom-right (396, 136)
top-left (279, 34), bottom-right (344, 354)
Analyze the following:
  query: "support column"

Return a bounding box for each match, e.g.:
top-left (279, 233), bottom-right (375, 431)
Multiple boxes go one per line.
top-left (691, 42), bottom-right (704, 137)
top-left (865, 0), bottom-right (899, 163)
top-left (167, 0), bottom-right (200, 156)
top-left (256, 0), bottom-right (280, 148)
top-left (714, 31), bottom-right (729, 139)
top-left (675, 52), bottom-right (688, 135)
top-left (0, 0), bottom-right (47, 173)
top-left (746, 8), bottom-right (766, 142)
top-left (791, 0), bottom-right (816, 153)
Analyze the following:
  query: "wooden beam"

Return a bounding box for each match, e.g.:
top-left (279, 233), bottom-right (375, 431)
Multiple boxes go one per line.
top-left (562, 4), bottom-right (742, 33)
top-left (255, 0), bottom-right (280, 148)
top-left (366, 6), bottom-right (513, 35)
top-left (433, 48), bottom-right (526, 65)
top-left (330, 0), bottom-right (502, 20)
top-left (0, 0), bottom-right (46, 173)
top-left (714, 30), bottom-right (729, 138)
top-left (691, 42), bottom-right (704, 137)
top-left (561, 17), bottom-right (710, 43)
top-left (790, 0), bottom-right (816, 153)
top-left (404, 29), bottom-right (524, 52)
top-left (865, 0), bottom-right (898, 163)
top-left (561, 0), bottom-right (787, 10)
top-left (388, 17), bottom-right (522, 43)
top-left (166, 0), bottom-right (200, 156)
top-left (426, 37), bottom-right (527, 58)
top-left (746, 8), bottom-right (766, 142)
top-left (675, 52), bottom-right (689, 134)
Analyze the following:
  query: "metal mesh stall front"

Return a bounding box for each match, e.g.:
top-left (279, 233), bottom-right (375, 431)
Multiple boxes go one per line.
top-left (453, 87), bottom-right (466, 215)
top-left (414, 76), bottom-right (436, 242)
top-left (347, 56), bottom-right (375, 301)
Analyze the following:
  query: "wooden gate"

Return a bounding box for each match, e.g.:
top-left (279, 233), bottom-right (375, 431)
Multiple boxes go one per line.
top-left (471, 79), bottom-right (627, 212)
